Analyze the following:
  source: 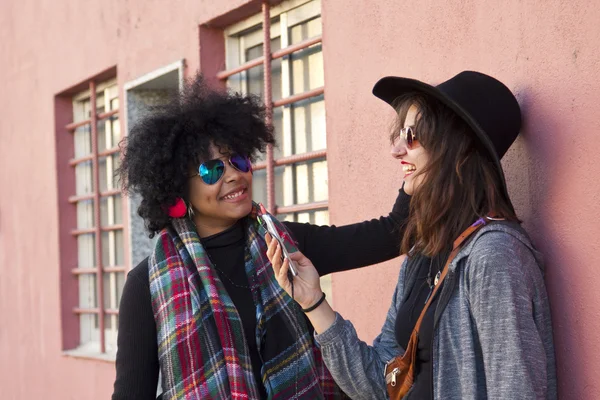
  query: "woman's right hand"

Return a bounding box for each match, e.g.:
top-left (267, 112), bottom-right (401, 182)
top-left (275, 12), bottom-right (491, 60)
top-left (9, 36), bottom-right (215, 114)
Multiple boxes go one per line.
top-left (265, 233), bottom-right (324, 310)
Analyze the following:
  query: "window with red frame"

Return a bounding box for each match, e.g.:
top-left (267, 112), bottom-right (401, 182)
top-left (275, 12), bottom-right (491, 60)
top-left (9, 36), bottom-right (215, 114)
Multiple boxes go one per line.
top-left (222, 0), bottom-right (327, 223)
top-left (63, 78), bottom-right (125, 355)
top-left (219, 0), bottom-right (331, 299)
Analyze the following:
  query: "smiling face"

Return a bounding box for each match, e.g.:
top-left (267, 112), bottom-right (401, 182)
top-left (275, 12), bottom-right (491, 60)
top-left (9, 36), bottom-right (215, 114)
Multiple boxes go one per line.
top-left (391, 104), bottom-right (430, 195)
top-left (188, 143), bottom-right (253, 237)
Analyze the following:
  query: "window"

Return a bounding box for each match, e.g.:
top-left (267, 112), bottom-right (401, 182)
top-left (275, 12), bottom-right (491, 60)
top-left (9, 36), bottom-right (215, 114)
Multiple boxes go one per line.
top-left (222, 0), bottom-right (327, 225)
top-left (220, 0), bottom-right (331, 298)
top-left (62, 77), bottom-right (125, 355)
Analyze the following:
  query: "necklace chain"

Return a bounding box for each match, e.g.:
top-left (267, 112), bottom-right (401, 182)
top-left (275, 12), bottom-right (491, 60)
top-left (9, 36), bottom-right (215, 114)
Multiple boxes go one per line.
top-left (212, 263), bottom-right (252, 289)
top-left (424, 257), bottom-right (443, 304)
top-left (205, 251), bottom-right (252, 289)
top-left (426, 258), bottom-right (435, 289)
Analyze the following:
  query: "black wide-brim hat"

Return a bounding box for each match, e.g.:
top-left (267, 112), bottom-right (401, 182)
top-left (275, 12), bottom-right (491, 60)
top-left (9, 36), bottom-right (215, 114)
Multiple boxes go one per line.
top-left (372, 71), bottom-right (521, 202)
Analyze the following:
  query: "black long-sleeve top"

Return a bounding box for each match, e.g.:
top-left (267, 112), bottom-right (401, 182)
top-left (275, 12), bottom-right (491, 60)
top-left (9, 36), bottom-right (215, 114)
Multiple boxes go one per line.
top-left (395, 252), bottom-right (449, 400)
top-left (112, 190), bottom-right (410, 399)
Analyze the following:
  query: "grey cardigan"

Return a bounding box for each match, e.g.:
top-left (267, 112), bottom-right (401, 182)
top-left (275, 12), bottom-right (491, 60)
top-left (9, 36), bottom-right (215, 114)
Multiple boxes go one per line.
top-left (315, 222), bottom-right (557, 400)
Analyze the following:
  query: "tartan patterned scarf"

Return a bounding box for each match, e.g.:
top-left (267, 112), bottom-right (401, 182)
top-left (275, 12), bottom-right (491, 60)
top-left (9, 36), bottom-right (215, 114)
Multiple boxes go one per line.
top-left (149, 203), bottom-right (347, 399)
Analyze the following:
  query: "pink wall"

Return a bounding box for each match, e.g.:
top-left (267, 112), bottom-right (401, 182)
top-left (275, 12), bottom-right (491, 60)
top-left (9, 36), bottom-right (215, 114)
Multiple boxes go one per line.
top-left (0, 0), bottom-right (598, 398)
top-left (323, 1), bottom-right (600, 398)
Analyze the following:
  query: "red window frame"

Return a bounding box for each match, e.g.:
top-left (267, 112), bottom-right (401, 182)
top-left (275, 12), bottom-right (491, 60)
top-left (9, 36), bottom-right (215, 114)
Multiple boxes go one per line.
top-left (57, 72), bottom-right (127, 354)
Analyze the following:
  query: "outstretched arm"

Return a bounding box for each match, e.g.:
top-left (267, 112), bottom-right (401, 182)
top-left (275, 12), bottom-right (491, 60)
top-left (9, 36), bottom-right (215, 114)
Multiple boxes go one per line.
top-left (284, 188), bottom-right (410, 276)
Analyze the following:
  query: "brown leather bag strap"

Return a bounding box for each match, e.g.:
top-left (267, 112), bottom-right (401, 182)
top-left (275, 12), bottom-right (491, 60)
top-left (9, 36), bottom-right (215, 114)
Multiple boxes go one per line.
top-left (409, 217), bottom-right (489, 336)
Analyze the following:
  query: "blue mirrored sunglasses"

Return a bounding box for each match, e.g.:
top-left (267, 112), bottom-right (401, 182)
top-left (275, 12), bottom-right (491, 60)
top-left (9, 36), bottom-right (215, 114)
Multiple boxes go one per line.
top-left (193, 154), bottom-right (252, 185)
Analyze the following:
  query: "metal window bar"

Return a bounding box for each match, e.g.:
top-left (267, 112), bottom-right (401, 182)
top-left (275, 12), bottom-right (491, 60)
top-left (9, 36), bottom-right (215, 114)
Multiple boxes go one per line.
top-left (66, 82), bottom-right (121, 354)
top-left (276, 200), bottom-right (328, 215)
top-left (65, 110), bottom-right (119, 132)
top-left (262, 1), bottom-right (276, 213)
top-left (74, 308), bottom-right (101, 314)
top-left (218, 0), bottom-right (327, 216)
top-left (273, 86), bottom-right (323, 108)
top-left (71, 266), bottom-right (127, 275)
top-left (101, 224), bottom-right (125, 232)
top-left (66, 119), bottom-right (92, 131)
top-left (103, 94), bottom-right (120, 347)
top-left (68, 189), bottom-right (121, 204)
top-left (69, 146), bottom-right (119, 167)
top-left (73, 308), bottom-right (119, 315)
top-left (89, 81), bottom-right (107, 353)
top-left (252, 149), bottom-right (326, 170)
top-left (71, 228), bottom-right (97, 236)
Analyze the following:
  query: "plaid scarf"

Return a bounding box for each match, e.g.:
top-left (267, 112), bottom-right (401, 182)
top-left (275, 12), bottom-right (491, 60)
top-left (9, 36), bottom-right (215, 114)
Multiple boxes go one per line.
top-left (149, 204), bottom-right (347, 399)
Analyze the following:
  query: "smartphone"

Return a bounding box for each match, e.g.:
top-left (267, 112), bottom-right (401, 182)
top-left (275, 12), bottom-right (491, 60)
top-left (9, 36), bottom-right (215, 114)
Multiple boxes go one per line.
top-left (259, 204), bottom-right (298, 277)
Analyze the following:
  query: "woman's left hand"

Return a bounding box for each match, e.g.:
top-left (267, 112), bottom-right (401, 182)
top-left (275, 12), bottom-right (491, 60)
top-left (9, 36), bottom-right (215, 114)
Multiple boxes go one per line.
top-left (265, 233), bottom-right (324, 309)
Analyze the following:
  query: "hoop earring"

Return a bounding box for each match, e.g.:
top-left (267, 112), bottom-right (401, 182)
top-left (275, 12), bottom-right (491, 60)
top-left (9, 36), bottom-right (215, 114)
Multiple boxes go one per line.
top-left (187, 202), bottom-right (195, 218)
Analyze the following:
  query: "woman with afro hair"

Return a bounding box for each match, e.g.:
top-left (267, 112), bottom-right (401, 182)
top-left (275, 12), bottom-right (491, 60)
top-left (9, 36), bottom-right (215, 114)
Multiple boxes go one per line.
top-left (111, 73), bottom-right (410, 400)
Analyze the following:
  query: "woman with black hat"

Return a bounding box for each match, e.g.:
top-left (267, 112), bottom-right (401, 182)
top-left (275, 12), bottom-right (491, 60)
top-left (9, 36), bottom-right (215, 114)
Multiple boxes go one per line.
top-left (267, 71), bottom-right (557, 399)
top-left (112, 73), bottom-right (411, 399)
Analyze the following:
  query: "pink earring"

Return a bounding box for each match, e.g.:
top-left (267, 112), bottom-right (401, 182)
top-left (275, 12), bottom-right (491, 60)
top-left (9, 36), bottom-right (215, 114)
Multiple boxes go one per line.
top-left (168, 198), bottom-right (187, 218)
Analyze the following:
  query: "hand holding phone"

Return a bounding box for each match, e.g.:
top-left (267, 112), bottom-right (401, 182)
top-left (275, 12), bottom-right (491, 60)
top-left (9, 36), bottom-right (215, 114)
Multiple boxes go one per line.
top-left (259, 204), bottom-right (298, 277)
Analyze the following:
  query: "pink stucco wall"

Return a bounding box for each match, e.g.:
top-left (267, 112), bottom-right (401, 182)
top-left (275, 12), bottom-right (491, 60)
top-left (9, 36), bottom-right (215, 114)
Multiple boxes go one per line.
top-left (0, 0), bottom-right (598, 398)
top-left (323, 1), bottom-right (600, 398)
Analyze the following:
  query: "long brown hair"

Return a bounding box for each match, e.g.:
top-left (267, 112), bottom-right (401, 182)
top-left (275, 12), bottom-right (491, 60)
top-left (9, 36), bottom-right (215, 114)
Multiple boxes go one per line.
top-left (391, 93), bottom-right (519, 257)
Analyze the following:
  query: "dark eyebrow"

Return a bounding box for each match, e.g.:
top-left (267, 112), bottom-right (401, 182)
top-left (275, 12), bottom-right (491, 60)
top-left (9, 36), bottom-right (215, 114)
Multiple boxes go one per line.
top-left (200, 153), bottom-right (231, 164)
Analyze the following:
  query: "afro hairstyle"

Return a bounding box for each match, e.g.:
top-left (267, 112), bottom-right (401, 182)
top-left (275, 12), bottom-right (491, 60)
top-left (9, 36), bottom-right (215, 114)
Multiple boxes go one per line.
top-left (118, 73), bottom-right (274, 237)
